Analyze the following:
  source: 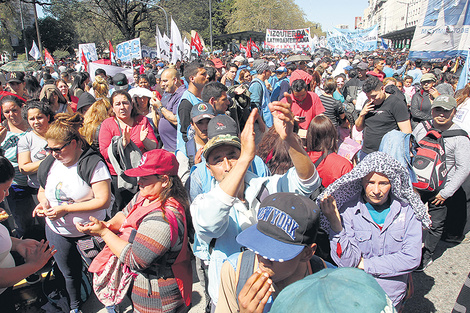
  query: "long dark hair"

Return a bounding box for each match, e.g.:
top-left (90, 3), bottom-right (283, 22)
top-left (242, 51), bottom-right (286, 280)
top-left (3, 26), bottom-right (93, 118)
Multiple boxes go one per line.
top-left (306, 114), bottom-right (338, 155)
top-left (0, 156), bottom-right (14, 183)
top-left (71, 72), bottom-right (88, 94)
top-left (110, 89), bottom-right (138, 118)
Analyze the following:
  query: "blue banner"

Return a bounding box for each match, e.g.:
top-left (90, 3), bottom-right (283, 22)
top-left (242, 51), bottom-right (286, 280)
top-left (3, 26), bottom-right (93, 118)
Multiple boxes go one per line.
top-left (116, 38), bottom-right (142, 62)
top-left (327, 25), bottom-right (378, 55)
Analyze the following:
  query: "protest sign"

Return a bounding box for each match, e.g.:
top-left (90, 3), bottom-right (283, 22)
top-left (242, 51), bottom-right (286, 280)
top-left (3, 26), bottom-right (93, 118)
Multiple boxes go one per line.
top-left (116, 38), bottom-right (142, 62)
top-left (141, 45), bottom-right (158, 59)
top-left (78, 43), bottom-right (98, 62)
top-left (409, 0), bottom-right (470, 61)
top-left (327, 25), bottom-right (378, 55)
top-left (265, 28), bottom-right (311, 50)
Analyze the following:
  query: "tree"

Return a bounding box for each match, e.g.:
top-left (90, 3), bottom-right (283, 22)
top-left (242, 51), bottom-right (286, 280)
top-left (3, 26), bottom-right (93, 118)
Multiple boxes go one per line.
top-left (37, 16), bottom-right (75, 53)
top-left (0, 0), bottom-right (23, 55)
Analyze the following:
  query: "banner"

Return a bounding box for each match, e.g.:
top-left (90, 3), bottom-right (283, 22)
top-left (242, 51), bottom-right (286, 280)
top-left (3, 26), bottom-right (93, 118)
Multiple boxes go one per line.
top-left (88, 63), bottom-right (134, 86)
top-left (116, 38), bottom-right (142, 62)
top-left (141, 45), bottom-right (158, 59)
top-left (326, 25), bottom-right (378, 55)
top-left (156, 26), bottom-right (170, 61)
top-left (78, 43), bottom-right (98, 62)
top-left (265, 28), bottom-right (311, 50)
top-left (409, 0), bottom-right (470, 61)
top-left (171, 18), bottom-right (184, 64)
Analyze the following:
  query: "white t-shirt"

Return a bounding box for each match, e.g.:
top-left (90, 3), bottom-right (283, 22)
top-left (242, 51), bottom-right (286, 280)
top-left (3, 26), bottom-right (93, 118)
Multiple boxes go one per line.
top-left (17, 131), bottom-right (47, 188)
top-left (454, 98), bottom-right (470, 135)
top-left (0, 224), bottom-right (15, 294)
top-left (44, 160), bottom-right (111, 237)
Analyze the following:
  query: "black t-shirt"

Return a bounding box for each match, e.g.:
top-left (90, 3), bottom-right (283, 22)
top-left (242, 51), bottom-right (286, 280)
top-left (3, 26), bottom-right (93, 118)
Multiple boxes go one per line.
top-left (178, 99), bottom-right (193, 142)
top-left (362, 94), bottom-right (410, 153)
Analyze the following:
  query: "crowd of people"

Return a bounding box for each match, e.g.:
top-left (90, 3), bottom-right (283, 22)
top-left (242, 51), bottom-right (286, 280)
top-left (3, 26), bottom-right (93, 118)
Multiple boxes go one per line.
top-left (0, 48), bottom-right (469, 313)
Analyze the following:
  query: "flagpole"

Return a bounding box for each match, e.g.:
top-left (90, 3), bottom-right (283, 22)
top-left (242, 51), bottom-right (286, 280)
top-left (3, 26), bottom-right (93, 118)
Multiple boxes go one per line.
top-left (19, 1), bottom-right (28, 60)
top-left (32, 0), bottom-right (44, 63)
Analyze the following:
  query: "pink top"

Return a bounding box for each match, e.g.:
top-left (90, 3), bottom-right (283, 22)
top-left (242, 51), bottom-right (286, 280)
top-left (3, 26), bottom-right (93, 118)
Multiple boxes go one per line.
top-left (281, 92), bottom-right (325, 130)
top-left (99, 115), bottom-right (157, 176)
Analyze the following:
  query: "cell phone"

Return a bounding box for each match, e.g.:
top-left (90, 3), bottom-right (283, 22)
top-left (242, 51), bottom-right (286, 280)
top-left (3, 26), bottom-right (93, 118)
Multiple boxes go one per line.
top-left (297, 116), bottom-right (306, 122)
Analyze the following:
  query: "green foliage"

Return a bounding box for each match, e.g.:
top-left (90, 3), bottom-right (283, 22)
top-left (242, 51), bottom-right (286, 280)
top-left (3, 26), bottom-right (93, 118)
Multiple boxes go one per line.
top-left (53, 49), bottom-right (70, 58)
top-left (37, 16), bottom-right (75, 53)
top-left (17, 53), bottom-right (27, 60)
top-left (0, 0), bottom-right (21, 55)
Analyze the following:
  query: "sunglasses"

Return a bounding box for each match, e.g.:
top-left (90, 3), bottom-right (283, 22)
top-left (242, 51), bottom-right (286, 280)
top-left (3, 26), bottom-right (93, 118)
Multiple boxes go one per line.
top-left (44, 141), bottom-right (71, 154)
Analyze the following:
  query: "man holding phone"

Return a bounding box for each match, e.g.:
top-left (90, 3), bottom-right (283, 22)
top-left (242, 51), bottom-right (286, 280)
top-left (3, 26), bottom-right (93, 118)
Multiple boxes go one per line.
top-left (355, 76), bottom-right (412, 161)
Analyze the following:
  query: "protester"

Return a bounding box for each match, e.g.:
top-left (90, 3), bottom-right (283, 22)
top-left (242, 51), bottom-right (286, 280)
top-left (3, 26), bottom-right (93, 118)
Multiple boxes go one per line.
top-left (80, 98), bottom-right (112, 150)
top-left (319, 78), bottom-right (346, 127)
top-left (33, 113), bottom-right (113, 313)
top-left (410, 73), bottom-right (440, 127)
top-left (0, 156), bottom-right (56, 312)
top-left (319, 151), bottom-right (427, 310)
top-left (77, 149), bottom-right (192, 313)
top-left (56, 79), bottom-right (78, 112)
top-left (0, 96), bottom-right (38, 238)
top-left (215, 192), bottom-right (330, 313)
top-left (413, 95), bottom-right (470, 270)
top-left (190, 99), bottom-right (320, 307)
top-left (99, 90), bottom-right (158, 211)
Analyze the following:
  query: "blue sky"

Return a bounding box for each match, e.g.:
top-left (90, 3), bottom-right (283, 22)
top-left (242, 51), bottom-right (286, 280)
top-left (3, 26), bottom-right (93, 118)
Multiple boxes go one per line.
top-left (295, 0), bottom-right (370, 32)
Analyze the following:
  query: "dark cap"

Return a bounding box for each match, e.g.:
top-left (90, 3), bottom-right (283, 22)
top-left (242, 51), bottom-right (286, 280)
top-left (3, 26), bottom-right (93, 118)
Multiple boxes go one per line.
top-left (7, 71), bottom-right (25, 84)
top-left (356, 62), bottom-right (369, 70)
top-left (77, 92), bottom-right (96, 112)
top-left (191, 102), bottom-right (215, 123)
top-left (112, 73), bottom-right (129, 91)
top-left (203, 115), bottom-right (240, 159)
top-left (236, 192), bottom-right (320, 262)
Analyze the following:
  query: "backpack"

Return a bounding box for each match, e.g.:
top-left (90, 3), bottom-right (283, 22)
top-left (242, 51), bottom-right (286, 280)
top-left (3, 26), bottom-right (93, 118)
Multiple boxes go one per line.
top-left (412, 121), bottom-right (468, 191)
top-left (228, 84), bottom-right (253, 132)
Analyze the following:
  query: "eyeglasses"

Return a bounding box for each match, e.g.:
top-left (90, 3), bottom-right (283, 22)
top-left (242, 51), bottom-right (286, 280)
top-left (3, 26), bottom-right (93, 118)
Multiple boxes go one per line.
top-left (44, 141), bottom-right (71, 154)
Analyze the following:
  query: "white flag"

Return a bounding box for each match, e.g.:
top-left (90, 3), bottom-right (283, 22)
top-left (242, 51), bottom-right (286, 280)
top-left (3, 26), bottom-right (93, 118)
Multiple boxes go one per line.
top-left (183, 37), bottom-right (191, 60)
top-left (155, 25), bottom-right (162, 60)
top-left (158, 29), bottom-right (170, 62)
top-left (170, 17), bottom-right (184, 64)
top-left (29, 40), bottom-right (41, 60)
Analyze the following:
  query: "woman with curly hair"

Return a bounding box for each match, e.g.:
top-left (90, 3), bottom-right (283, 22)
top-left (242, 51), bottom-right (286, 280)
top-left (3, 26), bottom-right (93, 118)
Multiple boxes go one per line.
top-left (92, 75), bottom-right (110, 100)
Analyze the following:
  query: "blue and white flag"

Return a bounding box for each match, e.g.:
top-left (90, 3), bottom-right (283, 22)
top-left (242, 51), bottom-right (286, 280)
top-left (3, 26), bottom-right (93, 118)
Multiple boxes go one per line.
top-left (29, 40), bottom-right (41, 60)
top-left (381, 38), bottom-right (389, 49)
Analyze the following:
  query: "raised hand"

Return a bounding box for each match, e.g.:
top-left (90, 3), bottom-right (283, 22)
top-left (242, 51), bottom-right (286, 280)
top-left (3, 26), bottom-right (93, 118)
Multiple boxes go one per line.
top-left (238, 269), bottom-right (273, 313)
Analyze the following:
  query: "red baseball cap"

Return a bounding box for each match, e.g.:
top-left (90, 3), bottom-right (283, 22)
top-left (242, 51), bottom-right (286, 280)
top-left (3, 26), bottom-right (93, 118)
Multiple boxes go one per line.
top-left (124, 149), bottom-right (179, 177)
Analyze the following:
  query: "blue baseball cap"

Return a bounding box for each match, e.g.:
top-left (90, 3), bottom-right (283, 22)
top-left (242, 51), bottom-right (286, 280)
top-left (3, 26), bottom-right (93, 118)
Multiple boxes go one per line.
top-left (236, 193), bottom-right (320, 262)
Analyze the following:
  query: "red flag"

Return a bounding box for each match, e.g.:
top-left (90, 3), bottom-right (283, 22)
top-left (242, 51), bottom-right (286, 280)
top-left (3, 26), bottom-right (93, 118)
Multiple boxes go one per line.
top-left (81, 50), bottom-right (88, 72)
top-left (44, 48), bottom-right (55, 66)
top-left (109, 40), bottom-right (116, 63)
top-left (240, 43), bottom-right (250, 58)
top-left (249, 38), bottom-right (260, 52)
top-left (191, 31), bottom-right (203, 55)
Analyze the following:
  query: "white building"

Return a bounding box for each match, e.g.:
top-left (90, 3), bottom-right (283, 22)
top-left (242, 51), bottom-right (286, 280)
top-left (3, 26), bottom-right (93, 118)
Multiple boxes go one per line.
top-left (361, 0), bottom-right (425, 49)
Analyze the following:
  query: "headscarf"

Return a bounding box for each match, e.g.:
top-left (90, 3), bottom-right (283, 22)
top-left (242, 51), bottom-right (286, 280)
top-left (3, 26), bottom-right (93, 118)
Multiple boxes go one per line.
top-left (40, 84), bottom-right (67, 105)
top-left (317, 151), bottom-right (431, 228)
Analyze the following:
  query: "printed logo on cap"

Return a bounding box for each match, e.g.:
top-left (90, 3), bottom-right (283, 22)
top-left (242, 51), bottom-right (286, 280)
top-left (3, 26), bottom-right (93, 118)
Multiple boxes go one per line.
top-left (138, 154), bottom-right (147, 166)
top-left (216, 122), bottom-right (226, 130)
top-left (198, 103), bottom-right (208, 112)
top-left (11, 73), bottom-right (17, 79)
top-left (257, 205), bottom-right (299, 240)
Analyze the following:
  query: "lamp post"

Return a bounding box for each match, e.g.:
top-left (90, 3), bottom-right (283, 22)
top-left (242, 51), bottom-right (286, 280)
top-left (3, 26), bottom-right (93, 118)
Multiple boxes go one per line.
top-left (209, 0), bottom-right (213, 52)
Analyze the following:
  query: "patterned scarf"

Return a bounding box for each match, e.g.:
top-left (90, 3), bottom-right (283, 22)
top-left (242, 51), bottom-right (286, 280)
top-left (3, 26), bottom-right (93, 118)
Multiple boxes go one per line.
top-left (317, 151), bottom-right (431, 229)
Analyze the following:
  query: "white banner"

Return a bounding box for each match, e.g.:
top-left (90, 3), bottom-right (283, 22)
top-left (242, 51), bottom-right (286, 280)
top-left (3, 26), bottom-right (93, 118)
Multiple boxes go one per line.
top-left (265, 28), bottom-right (311, 50)
top-left (409, 0), bottom-right (470, 61)
top-left (116, 38), bottom-right (142, 62)
top-left (88, 63), bottom-right (135, 86)
top-left (326, 25), bottom-right (378, 55)
top-left (141, 45), bottom-right (158, 59)
top-left (78, 43), bottom-right (98, 62)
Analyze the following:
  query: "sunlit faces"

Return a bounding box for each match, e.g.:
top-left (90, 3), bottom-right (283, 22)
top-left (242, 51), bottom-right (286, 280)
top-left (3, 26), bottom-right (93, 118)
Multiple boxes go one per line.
top-left (404, 78), bottom-right (413, 88)
top-left (227, 67), bottom-right (237, 81)
top-left (362, 172), bottom-right (391, 206)
top-left (336, 77), bottom-right (345, 90)
top-left (2, 101), bottom-right (24, 127)
top-left (160, 72), bottom-right (177, 93)
top-left (365, 87), bottom-right (386, 107)
top-left (213, 91), bottom-right (230, 114)
top-left (45, 139), bottom-right (77, 167)
top-left (421, 80), bottom-right (435, 91)
top-left (138, 77), bottom-right (151, 90)
top-left (243, 72), bottom-right (252, 82)
top-left (8, 81), bottom-right (25, 95)
top-left (432, 107), bottom-right (455, 128)
top-left (112, 94), bottom-right (133, 121)
top-left (27, 108), bottom-right (50, 135)
top-left (137, 175), bottom-right (168, 201)
top-left (192, 118), bottom-right (210, 142)
top-left (192, 68), bottom-right (208, 88)
top-left (56, 81), bottom-right (69, 97)
top-left (206, 145), bottom-right (241, 183)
